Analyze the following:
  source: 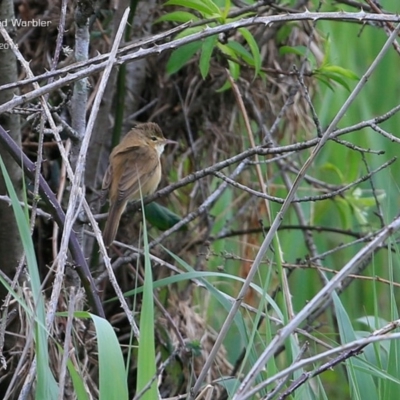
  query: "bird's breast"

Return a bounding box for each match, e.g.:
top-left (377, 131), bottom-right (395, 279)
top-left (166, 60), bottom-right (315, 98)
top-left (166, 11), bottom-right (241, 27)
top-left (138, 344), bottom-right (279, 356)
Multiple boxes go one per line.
top-left (148, 162), bottom-right (162, 194)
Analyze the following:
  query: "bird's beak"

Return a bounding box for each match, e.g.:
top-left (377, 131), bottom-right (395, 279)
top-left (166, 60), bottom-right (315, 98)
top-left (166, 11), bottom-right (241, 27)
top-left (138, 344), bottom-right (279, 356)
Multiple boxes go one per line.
top-left (165, 139), bottom-right (178, 145)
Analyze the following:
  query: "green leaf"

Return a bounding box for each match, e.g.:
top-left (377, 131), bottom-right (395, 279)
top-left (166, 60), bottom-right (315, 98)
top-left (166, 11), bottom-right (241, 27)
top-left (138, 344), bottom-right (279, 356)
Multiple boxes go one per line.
top-left (200, 35), bottom-right (218, 79)
top-left (66, 359), bottom-right (89, 400)
top-left (92, 314), bottom-right (129, 400)
top-left (165, 0), bottom-right (220, 17)
top-left (279, 45), bottom-right (308, 57)
top-left (239, 27), bottom-right (261, 77)
top-left (320, 71), bottom-right (352, 91)
top-left (315, 74), bottom-right (335, 91)
top-left (320, 162), bottom-right (345, 182)
top-left (228, 59), bottom-right (240, 80)
top-left (215, 58), bottom-right (240, 92)
top-left (216, 79), bottom-right (232, 92)
top-left (276, 24), bottom-right (294, 43)
top-left (167, 41), bottom-right (202, 75)
top-left (216, 377), bottom-right (242, 397)
top-left (66, 312), bottom-right (128, 400)
top-left (144, 202), bottom-right (185, 231)
top-left (315, 64), bottom-right (359, 91)
top-left (333, 293), bottom-right (378, 399)
top-left (217, 42), bottom-right (238, 60)
top-left (202, 0), bottom-right (223, 15)
top-left (155, 11), bottom-right (199, 23)
top-left (216, 42), bottom-right (240, 79)
top-left (227, 41), bottom-right (254, 66)
top-left (122, 271), bottom-right (285, 318)
top-left (136, 202), bottom-right (158, 399)
top-left (334, 197), bottom-right (352, 229)
top-left (279, 45), bottom-right (318, 69)
top-left (321, 65), bottom-right (359, 80)
top-left (322, 33), bottom-right (331, 66)
top-left (222, 0), bottom-right (231, 20)
top-left (382, 295), bottom-right (400, 398)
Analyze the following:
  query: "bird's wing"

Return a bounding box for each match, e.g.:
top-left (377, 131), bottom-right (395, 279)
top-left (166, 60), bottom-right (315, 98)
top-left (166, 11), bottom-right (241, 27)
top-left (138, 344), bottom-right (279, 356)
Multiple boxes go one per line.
top-left (114, 145), bottom-right (159, 202)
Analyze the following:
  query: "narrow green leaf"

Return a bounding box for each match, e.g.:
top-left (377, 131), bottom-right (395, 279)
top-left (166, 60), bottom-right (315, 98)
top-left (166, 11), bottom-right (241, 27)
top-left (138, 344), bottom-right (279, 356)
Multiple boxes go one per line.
top-left (354, 361), bottom-right (400, 385)
top-left (217, 42), bottom-right (238, 60)
top-left (333, 293), bottom-right (378, 399)
top-left (228, 59), bottom-right (240, 80)
top-left (165, 0), bottom-right (219, 16)
top-left (321, 65), bottom-right (359, 80)
top-left (217, 377), bottom-right (242, 397)
top-left (59, 312), bottom-right (127, 400)
top-left (239, 27), bottom-right (261, 76)
top-left (201, 0), bottom-right (222, 15)
top-left (315, 74), bottom-right (335, 91)
top-left (216, 79), bottom-right (232, 92)
top-left (227, 41), bottom-right (254, 66)
top-left (320, 71), bottom-right (352, 91)
top-left (167, 41), bottom-right (202, 75)
top-left (322, 33), bottom-right (331, 65)
top-left (155, 11), bottom-right (199, 23)
top-left (382, 292), bottom-right (400, 398)
top-left (222, 0), bottom-right (231, 20)
top-left (279, 45), bottom-right (308, 57)
top-left (90, 313), bottom-right (129, 400)
top-left (136, 202), bottom-right (158, 399)
top-left (216, 43), bottom-right (240, 88)
top-left (123, 271), bottom-right (283, 318)
top-left (200, 35), bottom-right (217, 79)
top-left (320, 162), bottom-right (345, 181)
top-left (66, 359), bottom-right (90, 400)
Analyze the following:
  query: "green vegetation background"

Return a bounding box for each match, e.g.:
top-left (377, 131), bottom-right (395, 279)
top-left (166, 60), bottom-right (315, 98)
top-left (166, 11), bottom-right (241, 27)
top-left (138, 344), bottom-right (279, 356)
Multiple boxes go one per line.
top-left (201, 1), bottom-right (400, 397)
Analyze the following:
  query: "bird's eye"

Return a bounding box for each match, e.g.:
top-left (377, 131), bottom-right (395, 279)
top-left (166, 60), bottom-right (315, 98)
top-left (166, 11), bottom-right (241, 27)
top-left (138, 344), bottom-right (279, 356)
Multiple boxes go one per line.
top-left (151, 136), bottom-right (157, 141)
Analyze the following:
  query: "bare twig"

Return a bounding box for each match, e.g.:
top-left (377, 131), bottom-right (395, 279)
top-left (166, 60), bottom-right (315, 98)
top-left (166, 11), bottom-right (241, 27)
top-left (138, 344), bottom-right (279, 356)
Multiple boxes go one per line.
top-left (58, 288), bottom-right (76, 400)
top-left (52, 139), bottom-right (71, 260)
top-left (0, 195), bottom-right (52, 219)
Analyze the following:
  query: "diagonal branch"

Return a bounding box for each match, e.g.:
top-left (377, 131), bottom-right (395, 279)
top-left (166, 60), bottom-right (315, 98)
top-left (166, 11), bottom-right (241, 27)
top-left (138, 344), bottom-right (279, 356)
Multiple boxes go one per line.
top-left (0, 12), bottom-right (400, 115)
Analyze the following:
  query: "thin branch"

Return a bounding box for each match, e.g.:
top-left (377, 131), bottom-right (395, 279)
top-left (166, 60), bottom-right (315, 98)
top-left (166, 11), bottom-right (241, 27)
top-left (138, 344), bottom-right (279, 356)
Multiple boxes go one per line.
top-left (1, 12), bottom-right (400, 114)
top-left (148, 161), bottom-right (247, 248)
top-left (270, 319), bottom-right (400, 399)
top-left (57, 287), bottom-right (76, 400)
top-left (0, 195), bottom-right (52, 219)
top-left (361, 152), bottom-right (385, 227)
top-left (211, 156), bottom-right (395, 204)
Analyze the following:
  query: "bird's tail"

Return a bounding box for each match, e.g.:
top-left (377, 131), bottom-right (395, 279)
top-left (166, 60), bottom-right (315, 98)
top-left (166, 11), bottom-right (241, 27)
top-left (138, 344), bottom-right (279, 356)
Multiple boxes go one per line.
top-left (103, 201), bottom-right (126, 247)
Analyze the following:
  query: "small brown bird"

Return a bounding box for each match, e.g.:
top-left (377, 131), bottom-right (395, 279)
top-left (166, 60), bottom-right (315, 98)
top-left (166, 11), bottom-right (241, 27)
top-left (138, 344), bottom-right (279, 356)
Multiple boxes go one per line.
top-left (101, 122), bottom-right (175, 247)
